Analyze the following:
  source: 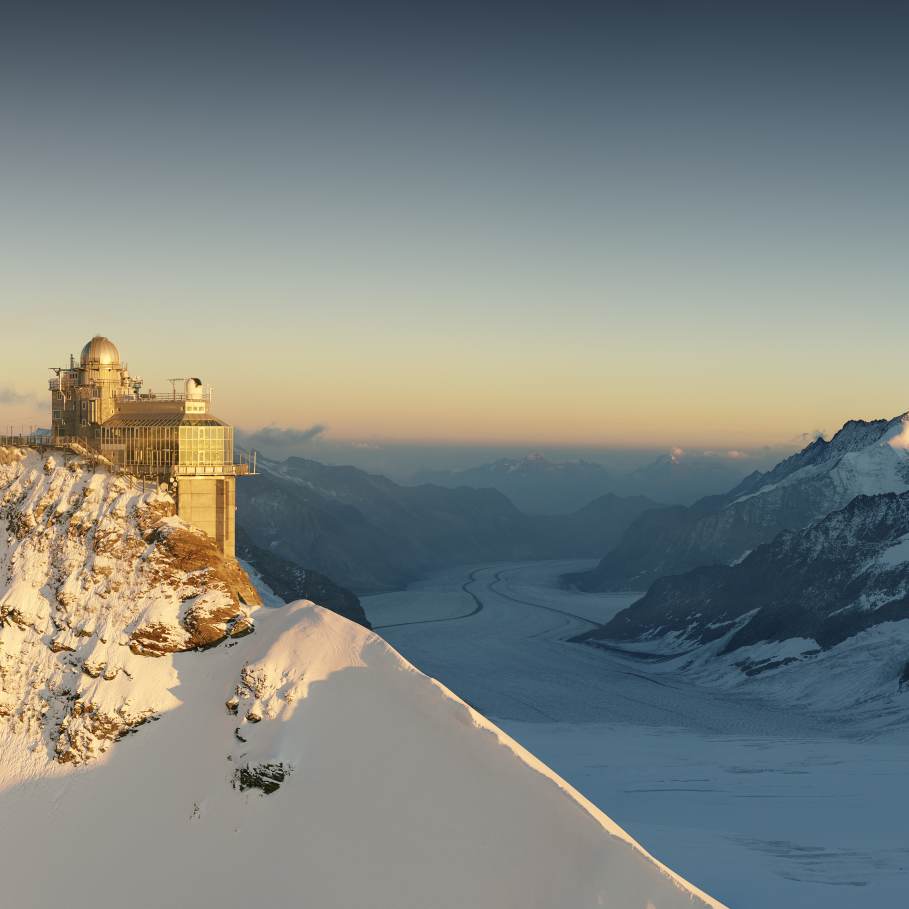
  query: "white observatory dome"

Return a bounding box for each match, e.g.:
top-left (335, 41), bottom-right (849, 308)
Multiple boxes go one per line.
top-left (80, 336), bottom-right (120, 366)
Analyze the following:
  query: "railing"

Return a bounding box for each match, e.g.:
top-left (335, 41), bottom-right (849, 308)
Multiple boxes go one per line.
top-left (0, 436), bottom-right (257, 479)
top-left (115, 391), bottom-right (212, 404)
top-left (171, 463), bottom-right (252, 477)
top-left (0, 434), bottom-right (74, 449)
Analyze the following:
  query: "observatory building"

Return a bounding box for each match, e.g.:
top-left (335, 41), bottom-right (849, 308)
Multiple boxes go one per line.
top-left (49, 336), bottom-right (250, 557)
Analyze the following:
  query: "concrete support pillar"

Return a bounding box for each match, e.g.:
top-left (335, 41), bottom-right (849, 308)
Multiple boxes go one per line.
top-left (176, 476), bottom-right (236, 558)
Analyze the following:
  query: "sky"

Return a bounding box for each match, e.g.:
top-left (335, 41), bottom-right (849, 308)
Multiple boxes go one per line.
top-left (1, 1), bottom-right (907, 464)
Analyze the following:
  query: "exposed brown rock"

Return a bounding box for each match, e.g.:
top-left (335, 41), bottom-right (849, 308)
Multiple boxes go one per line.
top-left (1, 449), bottom-right (263, 766)
top-left (56, 701), bottom-right (156, 765)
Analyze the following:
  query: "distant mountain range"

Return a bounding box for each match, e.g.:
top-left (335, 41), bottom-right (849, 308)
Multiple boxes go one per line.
top-left (411, 450), bottom-right (758, 513)
top-left (411, 453), bottom-right (616, 514)
top-left (236, 456), bottom-right (658, 593)
top-left (622, 449), bottom-right (758, 508)
top-left (570, 416), bottom-right (909, 591)
top-left (573, 414), bottom-right (909, 721)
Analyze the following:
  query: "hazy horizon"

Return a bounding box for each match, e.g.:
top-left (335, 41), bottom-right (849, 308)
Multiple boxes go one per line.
top-left (237, 430), bottom-right (795, 476)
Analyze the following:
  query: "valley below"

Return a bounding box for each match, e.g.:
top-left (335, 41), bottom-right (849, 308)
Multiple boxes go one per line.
top-left (365, 560), bottom-right (909, 909)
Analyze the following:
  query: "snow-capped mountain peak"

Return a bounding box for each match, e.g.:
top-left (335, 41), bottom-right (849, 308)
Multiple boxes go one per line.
top-left (576, 412), bottom-right (909, 592)
top-left (731, 413), bottom-right (909, 505)
top-left (577, 424), bottom-right (909, 728)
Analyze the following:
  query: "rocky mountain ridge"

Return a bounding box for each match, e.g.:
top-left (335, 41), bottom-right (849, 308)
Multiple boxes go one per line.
top-left (577, 488), bottom-right (909, 722)
top-left (572, 414), bottom-right (909, 591)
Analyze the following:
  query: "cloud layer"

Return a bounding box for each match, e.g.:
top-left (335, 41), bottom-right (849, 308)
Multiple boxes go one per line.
top-left (236, 424), bottom-right (327, 454)
top-left (0, 387), bottom-right (40, 407)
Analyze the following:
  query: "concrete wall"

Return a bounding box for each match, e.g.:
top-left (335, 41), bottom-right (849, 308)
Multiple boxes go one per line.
top-left (176, 476), bottom-right (236, 558)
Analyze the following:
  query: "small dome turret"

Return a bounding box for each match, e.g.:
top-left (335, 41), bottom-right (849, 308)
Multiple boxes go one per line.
top-left (80, 336), bottom-right (120, 367)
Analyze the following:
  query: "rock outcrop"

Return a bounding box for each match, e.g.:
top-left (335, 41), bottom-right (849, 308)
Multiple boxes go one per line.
top-left (0, 446), bottom-right (260, 764)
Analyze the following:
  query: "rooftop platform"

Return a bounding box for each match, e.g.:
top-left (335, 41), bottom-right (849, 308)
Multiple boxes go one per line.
top-left (102, 412), bottom-right (229, 428)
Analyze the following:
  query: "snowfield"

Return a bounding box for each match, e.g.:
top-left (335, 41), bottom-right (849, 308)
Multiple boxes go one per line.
top-left (0, 601), bottom-right (724, 909)
top-left (366, 560), bottom-right (909, 908)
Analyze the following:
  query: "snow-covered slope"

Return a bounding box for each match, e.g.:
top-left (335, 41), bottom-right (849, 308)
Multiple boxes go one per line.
top-left (574, 414), bottom-right (909, 591)
top-left (0, 447), bottom-right (724, 909)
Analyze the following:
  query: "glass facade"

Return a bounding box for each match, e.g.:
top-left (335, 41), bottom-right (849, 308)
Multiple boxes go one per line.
top-left (100, 415), bottom-right (233, 476)
top-left (178, 424), bottom-right (233, 467)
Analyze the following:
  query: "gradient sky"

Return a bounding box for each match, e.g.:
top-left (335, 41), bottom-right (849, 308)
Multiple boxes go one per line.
top-left (1, 1), bottom-right (907, 451)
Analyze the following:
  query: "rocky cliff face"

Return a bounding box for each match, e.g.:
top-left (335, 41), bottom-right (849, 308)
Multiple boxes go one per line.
top-left (572, 415), bottom-right (909, 591)
top-left (0, 446), bottom-right (260, 765)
